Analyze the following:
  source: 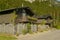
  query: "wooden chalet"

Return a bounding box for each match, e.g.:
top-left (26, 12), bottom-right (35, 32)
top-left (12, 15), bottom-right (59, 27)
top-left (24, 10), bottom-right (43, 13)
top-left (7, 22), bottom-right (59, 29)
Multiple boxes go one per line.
top-left (0, 7), bottom-right (53, 27)
top-left (0, 7), bottom-right (34, 24)
top-left (15, 7), bottom-right (34, 24)
top-left (36, 15), bottom-right (53, 26)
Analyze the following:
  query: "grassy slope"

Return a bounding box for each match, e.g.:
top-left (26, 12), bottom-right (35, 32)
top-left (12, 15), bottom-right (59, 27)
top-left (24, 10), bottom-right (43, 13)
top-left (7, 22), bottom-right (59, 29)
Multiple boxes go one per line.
top-left (0, 36), bottom-right (16, 40)
top-left (0, 0), bottom-right (60, 15)
top-left (0, 33), bottom-right (17, 40)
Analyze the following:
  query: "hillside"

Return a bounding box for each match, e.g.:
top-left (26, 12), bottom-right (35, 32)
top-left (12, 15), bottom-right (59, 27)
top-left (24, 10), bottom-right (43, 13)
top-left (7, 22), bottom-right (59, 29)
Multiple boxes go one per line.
top-left (0, 0), bottom-right (60, 14)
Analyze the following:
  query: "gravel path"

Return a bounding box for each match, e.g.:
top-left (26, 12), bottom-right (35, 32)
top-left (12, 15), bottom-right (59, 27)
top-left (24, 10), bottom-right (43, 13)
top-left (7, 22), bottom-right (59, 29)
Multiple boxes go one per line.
top-left (17, 30), bottom-right (60, 40)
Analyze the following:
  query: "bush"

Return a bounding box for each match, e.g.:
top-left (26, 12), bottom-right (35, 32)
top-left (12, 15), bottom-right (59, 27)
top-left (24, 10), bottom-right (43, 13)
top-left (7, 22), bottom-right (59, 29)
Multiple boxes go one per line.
top-left (16, 33), bottom-right (19, 36)
top-left (22, 23), bottom-right (33, 35)
top-left (27, 16), bottom-right (37, 21)
top-left (55, 25), bottom-right (60, 29)
top-left (22, 29), bottom-right (27, 35)
top-left (41, 19), bottom-right (46, 25)
top-left (27, 23), bottom-right (31, 33)
top-left (28, 29), bottom-right (33, 34)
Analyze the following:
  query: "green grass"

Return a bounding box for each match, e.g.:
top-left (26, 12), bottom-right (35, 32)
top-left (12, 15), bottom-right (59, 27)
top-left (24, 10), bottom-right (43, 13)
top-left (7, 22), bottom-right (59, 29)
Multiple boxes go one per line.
top-left (0, 35), bottom-right (16, 40)
top-left (56, 26), bottom-right (60, 29)
top-left (54, 24), bottom-right (60, 29)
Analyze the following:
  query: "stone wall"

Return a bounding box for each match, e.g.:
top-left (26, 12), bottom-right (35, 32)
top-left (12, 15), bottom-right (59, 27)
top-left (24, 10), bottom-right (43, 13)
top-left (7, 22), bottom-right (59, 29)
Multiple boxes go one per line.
top-left (0, 24), bottom-right (15, 34)
top-left (0, 23), bottom-right (49, 35)
top-left (16, 23), bottom-right (27, 34)
top-left (31, 24), bottom-right (37, 32)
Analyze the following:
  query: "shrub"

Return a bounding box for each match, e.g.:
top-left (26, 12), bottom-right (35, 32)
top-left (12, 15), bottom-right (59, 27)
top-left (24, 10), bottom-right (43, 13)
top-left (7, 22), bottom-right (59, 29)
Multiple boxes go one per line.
top-left (55, 25), bottom-right (60, 29)
top-left (28, 29), bottom-right (33, 34)
top-left (41, 19), bottom-right (46, 25)
top-left (27, 23), bottom-right (31, 33)
top-left (22, 29), bottom-right (27, 35)
top-left (27, 23), bottom-right (33, 34)
top-left (27, 16), bottom-right (37, 21)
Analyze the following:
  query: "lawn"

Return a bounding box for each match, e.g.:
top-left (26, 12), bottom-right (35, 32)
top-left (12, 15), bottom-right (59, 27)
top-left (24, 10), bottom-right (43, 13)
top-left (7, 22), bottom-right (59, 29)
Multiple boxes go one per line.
top-left (0, 34), bottom-right (17, 40)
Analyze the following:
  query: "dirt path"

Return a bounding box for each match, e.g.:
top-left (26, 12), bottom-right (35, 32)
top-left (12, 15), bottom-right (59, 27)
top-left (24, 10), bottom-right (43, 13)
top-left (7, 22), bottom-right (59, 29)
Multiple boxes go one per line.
top-left (17, 30), bottom-right (60, 40)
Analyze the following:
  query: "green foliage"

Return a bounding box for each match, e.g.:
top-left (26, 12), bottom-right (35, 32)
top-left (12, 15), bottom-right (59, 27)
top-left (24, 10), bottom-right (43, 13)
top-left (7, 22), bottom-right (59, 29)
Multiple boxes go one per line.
top-left (0, 35), bottom-right (16, 40)
top-left (56, 26), bottom-right (60, 29)
top-left (10, 11), bottom-right (17, 20)
top-left (22, 29), bottom-right (27, 35)
top-left (22, 23), bottom-right (33, 34)
top-left (54, 25), bottom-right (60, 29)
top-left (41, 19), bottom-right (46, 25)
top-left (27, 23), bottom-right (31, 33)
top-left (28, 30), bottom-right (33, 34)
top-left (28, 16), bottom-right (37, 21)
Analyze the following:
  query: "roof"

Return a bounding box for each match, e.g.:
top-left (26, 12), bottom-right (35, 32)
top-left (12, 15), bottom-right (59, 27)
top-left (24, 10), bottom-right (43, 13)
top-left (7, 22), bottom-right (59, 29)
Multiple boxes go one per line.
top-left (0, 8), bottom-right (16, 15)
top-left (37, 15), bottom-right (53, 19)
top-left (0, 7), bottom-right (35, 23)
top-left (0, 7), bottom-right (34, 16)
top-left (16, 7), bottom-right (34, 16)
